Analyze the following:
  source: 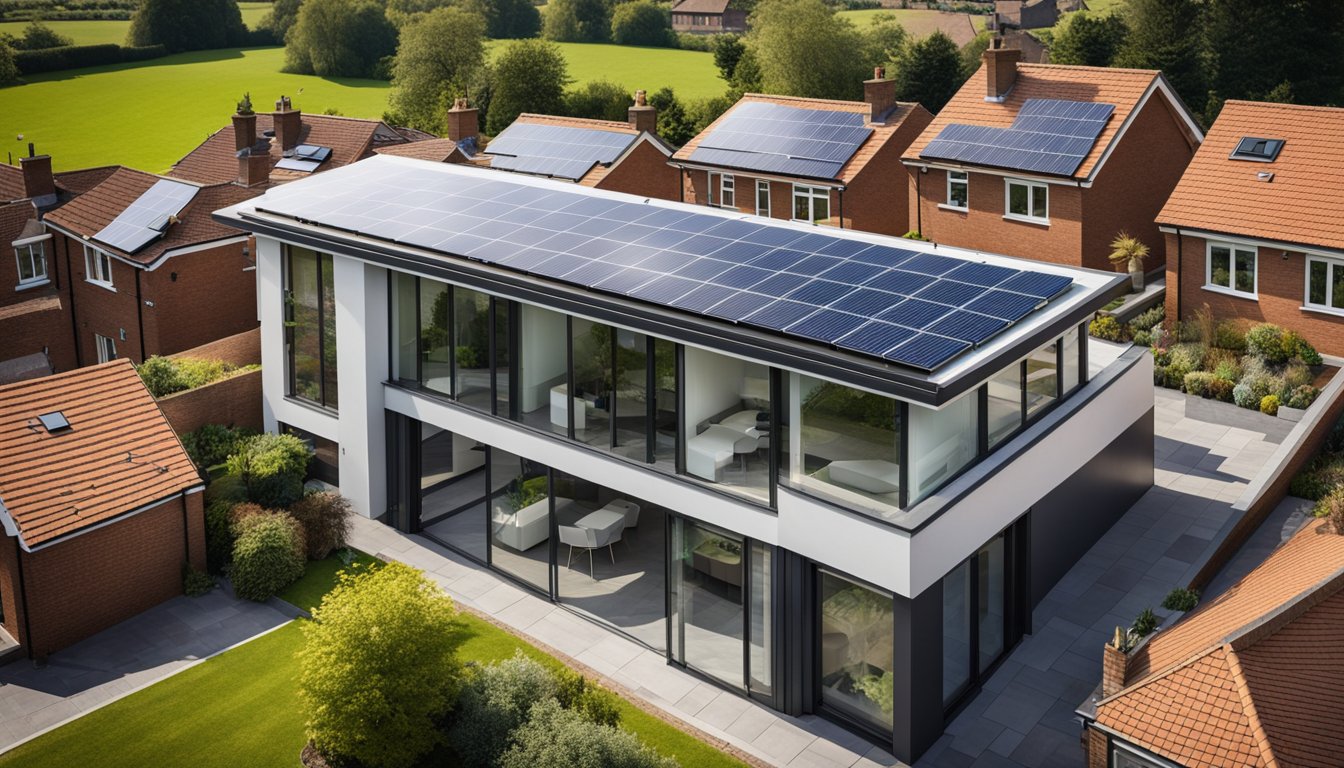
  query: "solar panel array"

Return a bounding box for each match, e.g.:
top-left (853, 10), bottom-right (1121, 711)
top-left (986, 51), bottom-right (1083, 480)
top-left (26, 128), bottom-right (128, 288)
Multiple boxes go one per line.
top-left (255, 159), bottom-right (1073, 372)
top-left (920, 99), bottom-right (1115, 177)
top-left (687, 101), bottom-right (874, 181)
top-left (92, 178), bottom-right (198, 254)
top-left (484, 122), bottom-right (638, 181)
top-left (275, 144), bottom-right (333, 173)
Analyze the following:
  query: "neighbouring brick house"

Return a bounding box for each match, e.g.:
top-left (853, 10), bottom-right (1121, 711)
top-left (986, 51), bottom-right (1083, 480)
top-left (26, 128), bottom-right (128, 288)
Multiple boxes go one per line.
top-left (672, 72), bottom-right (934, 237)
top-left (1079, 517), bottom-right (1344, 767)
top-left (0, 359), bottom-right (205, 660)
top-left (670, 0), bottom-right (746, 34)
top-left (1158, 101), bottom-right (1344, 356)
top-left (377, 94), bottom-right (681, 201)
top-left (902, 44), bottom-right (1204, 273)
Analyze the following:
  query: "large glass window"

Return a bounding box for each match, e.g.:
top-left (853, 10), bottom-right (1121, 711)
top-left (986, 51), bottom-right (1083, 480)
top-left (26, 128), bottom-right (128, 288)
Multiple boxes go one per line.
top-left (907, 390), bottom-right (977, 504)
top-left (286, 246), bottom-right (337, 410)
top-left (946, 171), bottom-right (968, 210)
top-left (1061, 326), bottom-right (1082, 395)
top-left (789, 375), bottom-right (902, 514)
top-left (494, 298), bottom-right (512, 416)
top-left (942, 560), bottom-right (971, 705)
top-left (793, 185), bottom-right (830, 225)
top-left (394, 271), bottom-right (418, 382)
top-left (15, 243), bottom-right (46, 286)
top-left (755, 180), bottom-right (770, 217)
top-left (571, 318), bottom-right (614, 447)
top-left (1207, 242), bottom-right (1256, 296)
top-left (489, 449), bottom-right (550, 592)
top-left (1305, 256), bottom-right (1344, 312)
top-left (818, 570), bottom-right (894, 732)
top-left (941, 531), bottom-right (1011, 708)
top-left (420, 278), bottom-right (452, 396)
top-left (1025, 340), bottom-right (1059, 419)
top-left (454, 287), bottom-right (492, 409)
top-left (516, 302), bottom-right (569, 435)
top-left (653, 338), bottom-right (678, 468)
top-left (682, 347), bottom-right (771, 502)
top-left (749, 541), bottom-right (772, 697)
top-left (1005, 179), bottom-right (1047, 222)
top-left (670, 519), bottom-right (746, 688)
top-left (978, 535), bottom-right (1006, 672)
top-left (986, 362), bottom-right (1022, 448)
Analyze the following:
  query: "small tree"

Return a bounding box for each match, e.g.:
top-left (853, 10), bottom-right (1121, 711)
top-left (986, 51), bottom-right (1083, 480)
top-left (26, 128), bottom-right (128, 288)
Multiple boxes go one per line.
top-left (285, 0), bottom-right (398, 78)
top-left (544, 0), bottom-right (612, 42)
top-left (611, 1), bottom-right (674, 47)
top-left (230, 512), bottom-right (305, 601)
top-left (299, 562), bottom-right (463, 768)
top-left (289, 491), bottom-right (352, 560)
top-left (746, 0), bottom-right (868, 100)
top-left (1050, 10), bottom-right (1128, 67)
top-left (0, 43), bottom-right (16, 86)
top-left (858, 13), bottom-right (908, 74)
top-left (1109, 231), bottom-right (1151, 291)
top-left (127, 0), bottom-right (246, 52)
top-left (389, 7), bottom-right (487, 133)
top-left (225, 433), bottom-right (312, 508)
top-left (711, 33), bottom-right (746, 83)
top-left (487, 40), bottom-right (570, 135)
top-left (17, 21), bottom-right (73, 51)
top-left (565, 79), bottom-right (631, 122)
top-left (259, 0), bottom-right (303, 42)
top-left (647, 87), bottom-right (695, 147)
top-left (892, 31), bottom-right (964, 113)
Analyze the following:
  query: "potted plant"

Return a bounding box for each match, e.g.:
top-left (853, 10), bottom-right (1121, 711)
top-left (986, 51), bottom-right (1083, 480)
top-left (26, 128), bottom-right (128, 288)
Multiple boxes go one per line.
top-left (1109, 232), bottom-right (1150, 292)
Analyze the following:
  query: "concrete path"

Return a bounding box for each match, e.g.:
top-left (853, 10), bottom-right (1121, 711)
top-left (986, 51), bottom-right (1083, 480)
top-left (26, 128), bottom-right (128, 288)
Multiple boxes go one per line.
top-left (0, 587), bottom-right (291, 752)
top-left (916, 388), bottom-right (1286, 767)
top-left (347, 516), bottom-right (899, 768)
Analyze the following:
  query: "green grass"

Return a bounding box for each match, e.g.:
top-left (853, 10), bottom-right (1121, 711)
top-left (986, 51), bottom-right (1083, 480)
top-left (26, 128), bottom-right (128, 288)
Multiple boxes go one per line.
top-left (486, 40), bottom-right (722, 101)
top-left (277, 550), bottom-right (380, 613)
top-left (0, 2), bottom-right (272, 47)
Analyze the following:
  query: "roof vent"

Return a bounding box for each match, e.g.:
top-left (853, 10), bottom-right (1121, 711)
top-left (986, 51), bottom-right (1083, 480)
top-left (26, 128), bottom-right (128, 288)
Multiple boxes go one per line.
top-left (37, 411), bottom-right (70, 434)
top-left (1231, 136), bottom-right (1283, 163)
top-left (1257, 171), bottom-right (1274, 182)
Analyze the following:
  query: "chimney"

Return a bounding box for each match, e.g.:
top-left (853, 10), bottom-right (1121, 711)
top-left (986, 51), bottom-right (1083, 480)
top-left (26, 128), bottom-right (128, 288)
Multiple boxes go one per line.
top-left (983, 37), bottom-right (1021, 102)
top-left (238, 148), bottom-right (271, 188)
top-left (272, 95), bottom-right (302, 154)
top-left (446, 97), bottom-right (479, 145)
top-left (1100, 631), bottom-right (1129, 699)
top-left (628, 89), bottom-right (657, 135)
top-left (863, 67), bottom-right (897, 123)
top-left (233, 92), bottom-right (257, 153)
top-left (19, 144), bottom-right (56, 206)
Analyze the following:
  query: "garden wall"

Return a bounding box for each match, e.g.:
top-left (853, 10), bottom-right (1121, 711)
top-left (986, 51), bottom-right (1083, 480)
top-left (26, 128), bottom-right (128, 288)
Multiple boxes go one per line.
top-left (158, 328), bottom-right (262, 436)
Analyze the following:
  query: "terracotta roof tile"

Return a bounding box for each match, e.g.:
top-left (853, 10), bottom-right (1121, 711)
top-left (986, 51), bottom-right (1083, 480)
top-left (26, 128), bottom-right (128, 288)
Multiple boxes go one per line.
top-left (0, 200), bottom-right (37, 247)
top-left (375, 138), bottom-right (467, 163)
top-left (0, 165), bottom-right (24, 203)
top-left (53, 166), bottom-right (119, 196)
top-left (1157, 100), bottom-right (1344, 252)
top-left (0, 360), bottom-right (201, 548)
top-left (671, 0), bottom-right (731, 13)
top-left (902, 64), bottom-right (1181, 180)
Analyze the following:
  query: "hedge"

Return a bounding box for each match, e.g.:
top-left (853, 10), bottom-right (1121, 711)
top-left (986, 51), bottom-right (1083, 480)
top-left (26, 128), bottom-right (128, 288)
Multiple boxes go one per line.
top-left (15, 43), bottom-right (167, 75)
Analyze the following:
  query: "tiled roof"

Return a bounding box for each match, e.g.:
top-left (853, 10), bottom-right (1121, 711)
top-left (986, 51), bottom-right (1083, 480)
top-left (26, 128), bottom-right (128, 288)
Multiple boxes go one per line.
top-left (43, 167), bottom-right (259, 267)
top-left (516, 113), bottom-right (639, 136)
top-left (1157, 100), bottom-right (1344, 252)
top-left (671, 0), bottom-right (732, 13)
top-left (1095, 519), bottom-right (1344, 767)
top-left (903, 64), bottom-right (1183, 180)
top-left (0, 359), bottom-right (201, 548)
top-left (0, 165), bottom-right (24, 202)
top-left (375, 138), bottom-right (468, 163)
top-left (0, 200), bottom-right (37, 248)
top-left (168, 113), bottom-right (413, 186)
top-left (674, 93), bottom-right (929, 184)
top-left (53, 165), bottom-right (119, 196)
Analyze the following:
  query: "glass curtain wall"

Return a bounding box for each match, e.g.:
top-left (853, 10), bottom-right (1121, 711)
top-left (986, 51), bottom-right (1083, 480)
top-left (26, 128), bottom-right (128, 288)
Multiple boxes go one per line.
top-left (421, 279), bottom-right (452, 396)
top-left (940, 532), bottom-right (1011, 708)
top-left (818, 570), bottom-right (895, 733)
top-left (455, 287), bottom-right (492, 409)
top-left (515, 302), bottom-right (569, 436)
top-left (907, 391), bottom-right (977, 505)
top-left (653, 338), bottom-right (678, 468)
top-left (787, 375), bottom-right (902, 514)
top-left (286, 246), bottom-right (337, 409)
top-left (682, 347), bottom-right (771, 501)
top-left (419, 424), bottom-right (489, 561)
top-left (1025, 340), bottom-right (1059, 419)
top-left (986, 364), bottom-right (1023, 449)
top-left (488, 448), bottom-right (550, 592)
top-left (942, 560), bottom-right (971, 705)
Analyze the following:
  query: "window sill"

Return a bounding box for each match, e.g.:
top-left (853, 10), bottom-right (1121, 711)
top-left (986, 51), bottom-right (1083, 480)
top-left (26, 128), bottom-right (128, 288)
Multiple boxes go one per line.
top-left (85, 279), bottom-right (116, 293)
top-left (15, 279), bottom-right (50, 292)
top-left (1300, 304), bottom-right (1344, 319)
top-left (1002, 214), bottom-right (1050, 227)
top-left (1202, 284), bottom-right (1257, 301)
top-left (938, 204), bottom-right (968, 213)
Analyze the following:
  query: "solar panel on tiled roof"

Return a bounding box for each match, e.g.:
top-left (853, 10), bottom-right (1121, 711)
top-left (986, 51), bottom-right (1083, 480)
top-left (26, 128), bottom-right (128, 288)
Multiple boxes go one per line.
top-left (920, 99), bottom-right (1115, 177)
top-left (485, 122), bottom-right (636, 181)
top-left (687, 101), bottom-right (874, 181)
top-left (252, 160), bottom-right (1074, 372)
top-left (92, 178), bottom-right (198, 253)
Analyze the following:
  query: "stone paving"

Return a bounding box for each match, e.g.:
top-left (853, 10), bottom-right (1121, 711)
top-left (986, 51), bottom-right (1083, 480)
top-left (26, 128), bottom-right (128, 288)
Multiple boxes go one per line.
top-left (0, 587), bottom-right (291, 753)
top-left (915, 388), bottom-right (1289, 767)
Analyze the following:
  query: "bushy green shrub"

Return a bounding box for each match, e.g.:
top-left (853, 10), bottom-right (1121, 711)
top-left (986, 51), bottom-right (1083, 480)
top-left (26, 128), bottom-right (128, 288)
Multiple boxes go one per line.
top-left (136, 355), bottom-right (249, 398)
top-left (183, 564), bottom-right (215, 596)
top-left (1132, 607), bottom-right (1160, 638)
top-left (1291, 453), bottom-right (1344, 500)
top-left (554, 666), bottom-right (621, 727)
top-left (1182, 371), bottom-right (1217, 397)
top-left (1126, 305), bottom-right (1164, 337)
top-left (1212, 357), bottom-right (1242, 382)
top-left (1232, 380), bottom-right (1259, 409)
top-left (1161, 588), bottom-right (1199, 612)
top-left (226, 433), bottom-right (312, 508)
top-left (499, 699), bottom-right (678, 768)
top-left (1168, 342), bottom-right (1206, 372)
top-left (451, 652), bottom-right (563, 768)
top-left (204, 472), bottom-right (247, 506)
top-left (1284, 363), bottom-right (1315, 390)
top-left (1260, 394), bottom-right (1280, 415)
top-left (1207, 378), bottom-right (1235, 402)
top-left (230, 512), bottom-right (305, 601)
top-left (1313, 486), bottom-right (1344, 528)
top-left (1088, 314), bottom-right (1126, 342)
top-left (204, 499), bottom-right (237, 574)
top-left (182, 424), bottom-right (256, 469)
top-left (1245, 323), bottom-right (1294, 365)
top-left (289, 491), bottom-right (352, 560)
top-left (299, 562), bottom-right (462, 768)
top-left (12, 42), bottom-right (165, 74)
top-left (1213, 320), bottom-right (1247, 352)
top-left (1131, 329), bottom-right (1152, 347)
top-left (1287, 384), bottom-right (1321, 410)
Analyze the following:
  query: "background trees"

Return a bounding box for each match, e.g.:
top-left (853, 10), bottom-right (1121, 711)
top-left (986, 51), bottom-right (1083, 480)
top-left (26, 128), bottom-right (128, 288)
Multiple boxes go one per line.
top-left (389, 7), bottom-right (487, 133)
top-left (543, 0), bottom-right (612, 43)
top-left (892, 31), bottom-right (963, 113)
top-left (258, 0), bottom-right (302, 42)
top-left (1050, 10), bottom-right (1128, 67)
top-left (1113, 0), bottom-right (1204, 111)
top-left (127, 0), bottom-right (246, 52)
top-left (285, 0), bottom-right (398, 78)
top-left (487, 39), bottom-right (569, 134)
top-left (745, 0), bottom-right (868, 100)
top-left (564, 79), bottom-right (631, 121)
top-left (611, 1), bottom-right (675, 48)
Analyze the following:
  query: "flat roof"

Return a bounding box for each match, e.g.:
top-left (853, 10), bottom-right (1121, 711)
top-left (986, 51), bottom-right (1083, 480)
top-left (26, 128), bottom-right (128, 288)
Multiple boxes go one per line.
top-left (215, 154), bottom-right (1125, 405)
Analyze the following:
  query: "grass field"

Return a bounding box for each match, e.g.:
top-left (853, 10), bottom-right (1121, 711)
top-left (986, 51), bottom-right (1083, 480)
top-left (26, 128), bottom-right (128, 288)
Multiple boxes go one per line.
top-left (836, 8), bottom-right (987, 46)
top-left (0, 3), bottom-right (271, 47)
top-left (486, 40), bottom-right (721, 100)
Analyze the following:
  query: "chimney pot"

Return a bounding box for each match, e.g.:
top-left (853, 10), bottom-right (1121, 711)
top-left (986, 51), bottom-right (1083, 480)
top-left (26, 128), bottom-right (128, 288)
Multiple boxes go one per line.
top-left (628, 89), bottom-right (657, 135)
top-left (982, 43), bottom-right (1021, 102)
top-left (863, 70), bottom-right (897, 124)
top-left (19, 153), bottom-right (56, 203)
top-left (446, 97), bottom-right (480, 145)
top-left (272, 95), bottom-right (302, 153)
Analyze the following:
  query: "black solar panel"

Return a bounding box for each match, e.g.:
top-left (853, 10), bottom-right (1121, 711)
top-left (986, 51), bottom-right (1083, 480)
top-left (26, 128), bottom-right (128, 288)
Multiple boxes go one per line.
top-left (920, 99), bottom-right (1116, 177)
top-left (686, 101), bottom-right (874, 181)
top-left (93, 178), bottom-right (198, 253)
top-left (251, 158), bottom-right (1077, 373)
top-left (485, 122), bottom-right (636, 181)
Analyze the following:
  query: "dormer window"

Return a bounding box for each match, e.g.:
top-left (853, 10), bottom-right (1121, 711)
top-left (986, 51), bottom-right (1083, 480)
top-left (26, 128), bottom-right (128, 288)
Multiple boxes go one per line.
top-left (1230, 136), bottom-right (1283, 163)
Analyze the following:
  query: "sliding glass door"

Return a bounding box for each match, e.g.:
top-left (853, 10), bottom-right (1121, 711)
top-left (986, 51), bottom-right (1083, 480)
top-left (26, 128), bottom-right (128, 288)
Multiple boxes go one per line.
top-left (817, 570), bottom-right (895, 734)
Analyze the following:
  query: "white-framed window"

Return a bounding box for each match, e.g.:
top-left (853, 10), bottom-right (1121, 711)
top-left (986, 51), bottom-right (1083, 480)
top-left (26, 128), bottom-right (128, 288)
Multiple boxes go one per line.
top-left (94, 333), bottom-right (117, 363)
top-left (1206, 241), bottom-right (1256, 297)
top-left (1304, 255), bottom-right (1344, 312)
top-left (1004, 179), bottom-right (1048, 223)
top-left (15, 243), bottom-right (47, 286)
top-left (84, 244), bottom-right (114, 288)
top-left (719, 173), bottom-right (735, 208)
top-left (1111, 740), bottom-right (1177, 768)
top-left (946, 170), bottom-right (968, 210)
top-left (755, 179), bottom-right (770, 217)
top-left (793, 184), bottom-right (830, 225)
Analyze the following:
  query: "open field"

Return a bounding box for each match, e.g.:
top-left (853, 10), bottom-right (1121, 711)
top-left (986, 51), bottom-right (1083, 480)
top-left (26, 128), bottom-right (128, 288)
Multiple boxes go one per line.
top-left (836, 8), bottom-right (987, 45)
top-left (485, 40), bottom-right (722, 100)
top-left (0, 3), bottom-right (271, 46)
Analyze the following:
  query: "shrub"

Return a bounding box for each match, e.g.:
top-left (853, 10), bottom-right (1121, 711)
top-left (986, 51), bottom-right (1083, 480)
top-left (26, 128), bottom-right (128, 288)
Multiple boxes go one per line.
top-left (1297, 338), bottom-right (1324, 366)
top-left (230, 512), bottom-right (305, 601)
top-left (204, 472), bottom-right (247, 506)
top-left (451, 652), bottom-right (563, 768)
top-left (182, 424), bottom-right (256, 469)
top-left (1284, 363), bottom-right (1315, 390)
top-left (299, 562), bottom-right (462, 768)
top-left (1245, 323), bottom-right (1291, 365)
top-left (1287, 384), bottom-right (1320, 410)
top-left (13, 42), bottom-right (166, 74)
top-left (1313, 487), bottom-right (1344, 534)
top-left (1126, 305), bottom-right (1164, 337)
top-left (1212, 357), bottom-right (1242, 383)
top-left (0, 42), bottom-right (16, 85)
top-left (204, 499), bottom-right (237, 574)
top-left (1182, 371), bottom-right (1217, 397)
top-left (1213, 320), bottom-right (1247, 352)
top-left (1168, 342), bottom-right (1206, 372)
top-left (1161, 588), bottom-right (1199, 613)
top-left (1131, 329), bottom-right (1152, 347)
top-left (1291, 454), bottom-right (1344, 500)
top-left (1207, 378), bottom-right (1235, 403)
top-left (610, 0), bottom-right (674, 47)
top-left (1088, 314), bottom-right (1126, 342)
top-left (289, 491), bottom-right (352, 560)
top-left (1232, 381), bottom-right (1259, 409)
top-left (1132, 607), bottom-right (1160, 638)
top-left (499, 699), bottom-right (678, 768)
top-left (554, 666), bottom-right (622, 727)
top-left (226, 433), bottom-right (312, 508)
top-left (183, 564), bottom-right (215, 596)
top-left (1260, 394), bottom-right (1281, 416)
top-left (136, 355), bottom-right (244, 398)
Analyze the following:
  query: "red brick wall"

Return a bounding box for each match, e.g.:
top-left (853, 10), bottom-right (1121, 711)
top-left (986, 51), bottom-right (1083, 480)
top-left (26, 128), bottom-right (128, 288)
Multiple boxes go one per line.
top-left (18, 489), bottom-right (204, 658)
top-left (0, 536), bottom-right (27, 647)
top-left (1165, 232), bottom-right (1344, 357)
top-left (1084, 727), bottom-right (1108, 768)
top-left (0, 293), bottom-right (78, 373)
top-left (840, 108), bottom-right (932, 238)
top-left (596, 141), bottom-right (680, 202)
top-left (146, 242), bottom-right (257, 357)
top-left (158, 369), bottom-right (262, 435)
top-left (1084, 92), bottom-right (1197, 274)
top-left (168, 327), bottom-right (260, 367)
top-left (65, 233), bottom-right (146, 364)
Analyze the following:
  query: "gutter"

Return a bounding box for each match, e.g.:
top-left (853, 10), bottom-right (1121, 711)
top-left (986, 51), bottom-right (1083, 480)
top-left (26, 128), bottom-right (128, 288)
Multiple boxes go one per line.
top-left (668, 160), bottom-right (846, 190)
top-left (0, 486), bottom-right (204, 554)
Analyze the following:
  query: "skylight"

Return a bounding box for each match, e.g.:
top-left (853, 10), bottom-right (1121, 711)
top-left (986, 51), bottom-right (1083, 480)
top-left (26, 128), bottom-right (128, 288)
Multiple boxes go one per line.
top-left (37, 411), bottom-right (70, 434)
top-left (1230, 136), bottom-right (1283, 163)
top-left (276, 144), bottom-right (333, 173)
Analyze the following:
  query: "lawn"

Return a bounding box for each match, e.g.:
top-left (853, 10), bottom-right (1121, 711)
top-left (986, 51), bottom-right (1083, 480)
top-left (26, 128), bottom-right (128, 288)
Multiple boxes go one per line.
top-left (486, 41), bottom-right (722, 101)
top-left (0, 3), bottom-right (272, 46)
top-left (0, 552), bottom-right (745, 768)
top-left (835, 8), bottom-right (987, 46)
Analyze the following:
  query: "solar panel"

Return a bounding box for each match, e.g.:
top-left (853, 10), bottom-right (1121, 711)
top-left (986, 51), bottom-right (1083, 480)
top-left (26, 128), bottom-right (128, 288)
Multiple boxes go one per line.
top-left (920, 99), bottom-right (1115, 177)
top-left (92, 178), bottom-right (198, 253)
top-left (484, 122), bottom-right (637, 181)
top-left (687, 100), bottom-right (874, 181)
top-left (251, 158), bottom-right (1078, 373)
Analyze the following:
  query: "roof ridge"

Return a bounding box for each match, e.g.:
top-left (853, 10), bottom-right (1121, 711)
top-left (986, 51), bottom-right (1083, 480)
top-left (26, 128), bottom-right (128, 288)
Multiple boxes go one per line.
top-left (1225, 558), bottom-right (1344, 651)
top-left (1221, 99), bottom-right (1344, 114)
top-left (0, 357), bottom-right (133, 396)
top-left (741, 92), bottom-right (868, 109)
top-left (516, 113), bottom-right (637, 131)
top-left (1224, 644), bottom-right (1280, 768)
top-left (1019, 63), bottom-right (1160, 77)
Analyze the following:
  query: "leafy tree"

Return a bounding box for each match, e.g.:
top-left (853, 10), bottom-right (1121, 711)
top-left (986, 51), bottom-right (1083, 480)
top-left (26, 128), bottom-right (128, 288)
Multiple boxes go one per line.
top-left (285, 0), bottom-right (398, 78)
top-left (611, 0), bottom-right (674, 47)
top-left (727, 47), bottom-right (762, 92)
top-left (230, 511), bottom-right (305, 601)
top-left (15, 21), bottom-right (73, 50)
top-left (648, 86), bottom-right (696, 146)
top-left (544, 0), bottom-right (612, 42)
top-left (390, 6), bottom-right (487, 133)
top-left (858, 13), bottom-right (908, 73)
top-left (565, 79), bottom-right (631, 121)
top-left (1114, 0), bottom-right (1204, 110)
top-left (1051, 10), bottom-right (1128, 67)
top-left (959, 30), bottom-right (991, 77)
top-left (298, 562), bottom-right (463, 768)
top-left (386, 0), bottom-right (451, 27)
top-left (487, 39), bottom-right (570, 134)
top-left (127, 0), bottom-right (246, 52)
top-left (0, 42), bottom-right (18, 87)
top-left (892, 30), bottom-right (964, 113)
top-left (711, 33), bottom-right (745, 82)
top-left (745, 0), bottom-right (868, 100)
top-left (258, 0), bottom-right (303, 41)
top-left (1205, 0), bottom-right (1344, 111)
top-left (467, 0), bottom-right (542, 39)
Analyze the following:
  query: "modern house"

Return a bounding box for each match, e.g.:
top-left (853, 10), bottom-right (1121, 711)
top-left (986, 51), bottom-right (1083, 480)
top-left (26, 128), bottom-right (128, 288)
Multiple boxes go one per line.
top-left (378, 95), bottom-right (680, 202)
top-left (0, 359), bottom-right (205, 660)
top-left (672, 74), bottom-right (934, 238)
top-left (902, 44), bottom-right (1203, 274)
top-left (670, 0), bottom-right (747, 34)
top-left (215, 153), bottom-right (1153, 761)
top-left (1158, 101), bottom-right (1344, 355)
top-left (1080, 517), bottom-right (1344, 767)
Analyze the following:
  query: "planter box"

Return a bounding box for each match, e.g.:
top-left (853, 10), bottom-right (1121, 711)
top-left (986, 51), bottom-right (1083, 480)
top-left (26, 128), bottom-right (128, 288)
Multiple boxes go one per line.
top-left (1278, 406), bottom-right (1306, 423)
